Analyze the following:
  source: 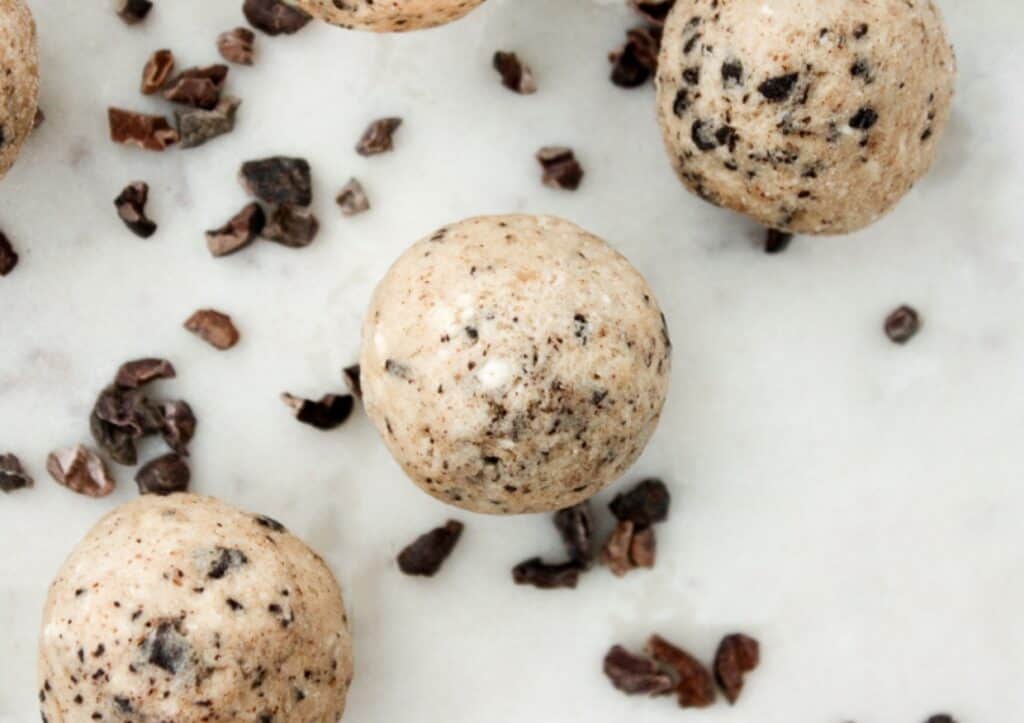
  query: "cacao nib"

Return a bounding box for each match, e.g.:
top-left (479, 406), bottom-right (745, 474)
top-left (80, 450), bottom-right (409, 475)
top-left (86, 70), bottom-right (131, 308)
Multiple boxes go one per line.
top-left (136, 453), bottom-right (191, 495)
top-left (46, 445), bottom-right (116, 498)
top-left (397, 520), bottom-right (464, 576)
top-left (281, 393), bottom-right (354, 430)
top-left (114, 181), bottom-right (157, 238)
top-left (184, 309), bottom-right (240, 350)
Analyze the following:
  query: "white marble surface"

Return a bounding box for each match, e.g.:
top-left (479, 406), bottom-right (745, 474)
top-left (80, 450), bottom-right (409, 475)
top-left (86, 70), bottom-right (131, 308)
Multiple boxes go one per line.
top-left (2, 0), bottom-right (1023, 720)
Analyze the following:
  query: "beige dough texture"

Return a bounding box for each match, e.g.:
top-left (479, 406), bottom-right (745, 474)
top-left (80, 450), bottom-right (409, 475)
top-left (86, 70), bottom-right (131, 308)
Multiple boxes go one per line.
top-left (296, 0), bottom-right (485, 31)
top-left (656, 0), bottom-right (956, 235)
top-left (0, 0), bottom-right (39, 179)
top-left (38, 494), bottom-right (353, 722)
top-left (361, 215), bottom-right (672, 515)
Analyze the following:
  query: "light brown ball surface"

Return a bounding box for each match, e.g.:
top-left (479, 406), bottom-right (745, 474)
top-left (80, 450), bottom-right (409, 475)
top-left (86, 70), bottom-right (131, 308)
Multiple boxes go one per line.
top-left (38, 494), bottom-right (353, 722)
top-left (361, 215), bottom-right (672, 515)
top-left (656, 0), bottom-right (956, 235)
top-left (296, 0), bottom-right (485, 31)
top-left (0, 0), bottom-right (39, 179)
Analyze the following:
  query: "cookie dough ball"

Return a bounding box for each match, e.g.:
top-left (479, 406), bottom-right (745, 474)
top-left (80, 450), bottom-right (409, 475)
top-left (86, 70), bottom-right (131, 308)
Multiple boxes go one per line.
top-left (656, 0), bottom-right (956, 235)
top-left (38, 494), bottom-right (353, 722)
top-left (0, 0), bottom-right (39, 179)
top-left (361, 215), bottom-right (671, 515)
top-left (296, 0), bottom-right (485, 31)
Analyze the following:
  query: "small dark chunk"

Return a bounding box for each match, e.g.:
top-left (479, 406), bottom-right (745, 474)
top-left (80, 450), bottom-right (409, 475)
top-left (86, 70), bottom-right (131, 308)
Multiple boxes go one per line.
top-left (610, 27), bottom-right (661, 88)
top-left (116, 0), bottom-right (152, 24)
top-left (243, 0), bottom-right (312, 35)
top-left (114, 182), bottom-right (157, 238)
top-left (239, 157), bottom-right (313, 206)
top-left (218, 28), bottom-right (256, 65)
top-left (90, 408), bottom-right (139, 465)
top-left (356, 118), bottom-right (403, 156)
top-left (206, 547), bottom-right (248, 578)
top-left (184, 309), bottom-right (240, 350)
top-left (115, 358), bottom-right (176, 389)
top-left (554, 502), bottom-right (594, 569)
top-left (609, 478), bottom-right (670, 528)
top-left (536, 146), bottom-right (584, 190)
top-left (512, 558), bottom-right (582, 589)
top-left (0, 454), bottom-right (33, 493)
top-left (108, 108), bottom-right (179, 151)
top-left (263, 205), bottom-right (320, 248)
top-left (136, 453), bottom-right (190, 496)
top-left (397, 520), bottom-right (464, 576)
top-left (853, 23), bottom-right (870, 39)
top-left (343, 364), bottom-right (362, 398)
top-left (885, 305), bottom-right (921, 344)
top-left (764, 228), bottom-right (793, 254)
top-left (713, 633), bottom-right (760, 704)
top-left (160, 400), bottom-right (196, 455)
top-left (493, 51), bottom-right (537, 94)
top-left (603, 645), bottom-right (676, 696)
top-left (0, 232), bottom-right (18, 276)
top-left (757, 73), bottom-right (799, 102)
top-left (646, 635), bottom-right (716, 708)
top-left (176, 96), bottom-right (241, 149)
top-left (849, 106), bottom-right (879, 130)
top-left (281, 393), bottom-right (354, 430)
top-left (629, 0), bottom-right (675, 26)
top-left (721, 59), bottom-right (743, 87)
top-left (206, 202), bottom-right (265, 257)
top-left (925, 716), bottom-right (956, 723)
top-left (46, 445), bottom-right (116, 498)
top-left (336, 178), bottom-right (370, 216)
top-left (141, 49), bottom-right (175, 94)
top-left (144, 621), bottom-right (190, 674)
top-left (92, 384), bottom-right (164, 453)
top-left (672, 88), bottom-right (691, 116)
top-left (163, 65), bottom-right (229, 110)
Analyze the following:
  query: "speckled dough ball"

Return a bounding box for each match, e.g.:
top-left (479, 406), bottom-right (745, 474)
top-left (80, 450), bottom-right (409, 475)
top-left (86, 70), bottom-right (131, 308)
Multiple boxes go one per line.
top-left (38, 494), bottom-right (353, 722)
top-left (295, 0), bottom-right (485, 31)
top-left (0, 0), bottom-right (39, 179)
top-left (361, 215), bottom-right (672, 515)
top-left (656, 0), bottom-right (956, 235)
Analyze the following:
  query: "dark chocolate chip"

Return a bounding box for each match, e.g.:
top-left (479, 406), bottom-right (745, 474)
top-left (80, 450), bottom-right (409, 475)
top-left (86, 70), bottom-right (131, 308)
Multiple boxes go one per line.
top-left (145, 621), bottom-right (190, 674)
top-left (646, 635), bottom-right (716, 708)
top-left (160, 400), bottom-right (196, 455)
top-left (184, 309), bottom-right (240, 350)
top-left (884, 305), bottom-right (921, 344)
top-left (239, 157), bottom-right (313, 206)
top-left (218, 27), bottom-right (256, 65)
top-left (206, 547), bottom-right (249, 579)
top-left (849, 107), bottom-right (879, 130)
top-left (0, 232), bottom-right (18, 276)
top-left (397, 520), bottom-right (464, 576)
top-left (342, 364), bottom-right (362, 399)
top-left (553, 502), bottom-right (594, 569)
top-left (176, 96), bottom-right (242, 149)
top-left (609, 478), bottom-right (670, 528)
top-left (721, 59), bottom-right (743, 87)
top-left (114, 182), bottom-right (157, 238)
top-left (757, 73), bottom-right (799, 102)
top-left (682, 67), bottom-right (701, 85)
top-left (672, 88), bottom-right (691, 116)
top-left (355, 118), bottom-right (403, 156)
top-left (603, 645), bottom-right (676, 696)
top-left (0, 454), bottom-right (33, 493)
top-left (243, 0), bottom-right (312, 36)
top-left (713, 633), bottom-right (760, 704)
top-left (141, 49), bottom-right (175, 95)
top-left (206, 202), bottom-right (265, 257)
top-left (336, 179), bottom-right (370, 216)
top-left (116, 0), bottom-right (152, 24)
top-left (135, 453), bottom-right (190, 496)
top-left (493, 51), bottom-right (537, 94)
top-left (108, 108), bottom-right (179, 151)
top-left (536, 146), bottom-right (584, 190)
top-left (691, 120), bottom-right (718, 151)
top-left (764, 228), bottom-right (793, 254)
top-left (281, 393), bottom-right (354, 430)
top-left (511, 558), bottom-right (582, 589)
top-left (46, 446), bottom-right (116, 498)
top-left (262, 205), bottom-right (319, 248)
top-left (163, 65), bottom-right (229, 110)
top-left (115, 358), bottom-right (176, 389)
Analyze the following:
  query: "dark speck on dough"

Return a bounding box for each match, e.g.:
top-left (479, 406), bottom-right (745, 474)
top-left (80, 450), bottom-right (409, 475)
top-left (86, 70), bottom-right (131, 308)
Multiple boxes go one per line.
top-left (682, 67), bottom-right (700, 85)
top-left (721, 60), bottom-right (743, 87)
top-left (144, 621), bottom-right (190, 675)
top-left (757, 73), bottom-right (799, 102)
top-left (854, 23), bottom-right (869, 39)
top-left (672, 88), bottom-right (691, 116)
top-left (849, 107), bottom-right (879, 130)
top-left (207, 547), bottom-right (249, 579)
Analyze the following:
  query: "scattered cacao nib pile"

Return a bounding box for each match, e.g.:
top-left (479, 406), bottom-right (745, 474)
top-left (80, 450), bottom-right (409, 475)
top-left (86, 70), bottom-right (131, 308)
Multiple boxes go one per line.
top-left (114, 181), bottom-right (157, 238)
top-left (0, 454), bottom-right (33, 493)
top-left (0, 231), bottom-right (19, 277)
top-left (885, 305), bottom-right (922, 344)
top-left (76, 358), bottom-right (196, 497)
top-left (281, 392), bottom-right (354, 430)
top-left (604, 632), bottom-right (760, 708)
top-left (610, 26), bottom-right (661, 88)
top-left (185, 309), bottom-right (240, 350)
top-left (493, 51), bottom-right (537, 95)
top-left (243, 0), bottom-right (312, 36)
top-left (356, 117), bottom-right (403, 156)
top-left (536, 146), bottom-right (584, 191)
top-left (397, 520), bottom-right (464, 576)
top-left (602, 478), bottom-right (670, 576)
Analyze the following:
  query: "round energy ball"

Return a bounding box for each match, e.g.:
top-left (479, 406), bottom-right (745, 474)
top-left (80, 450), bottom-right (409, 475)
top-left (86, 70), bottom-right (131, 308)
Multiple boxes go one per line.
top-left (296, 0), bottom-right (485, 32)
top-left (0, 0), bottom-right (40, 179)
top-left (38, 494), bottom-right (353, 722)
top-left (656, 0), bottom-right (956, 235)
top-left (361, 215), bottom-right (672, 515)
